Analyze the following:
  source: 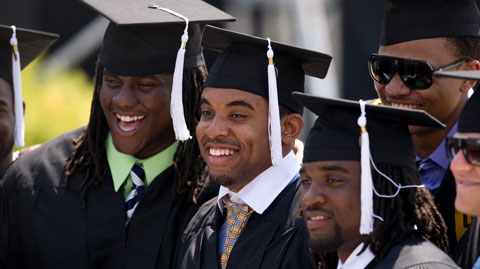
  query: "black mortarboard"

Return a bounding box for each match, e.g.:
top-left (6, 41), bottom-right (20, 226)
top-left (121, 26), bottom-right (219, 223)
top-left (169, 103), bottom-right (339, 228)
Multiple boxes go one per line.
top-left (0, 25), bottom-right (58, 83)
top-left (380, 0), bottom-right (480, 46)
top-left (293, 93), bottom-right (445, 169)
top-left (459, 90), bottom-right (480, 133)
top-left (81, 0), bottom-right (235, 76)
top-left (81, 0), bottom-right (235, 141)
top-left (293, 92), bottom-right (445, 234)
top-left (0, 24), bottom-right (58, 147)
top-left (202, 25), bottom-right (332, 115)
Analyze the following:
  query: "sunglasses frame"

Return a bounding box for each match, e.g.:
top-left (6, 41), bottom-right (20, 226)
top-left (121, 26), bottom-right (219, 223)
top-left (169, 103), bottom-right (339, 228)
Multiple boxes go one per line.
top-left (368, 53), bottom-right (468, 90)
top-left (446, 136), bottom-right (480, 166)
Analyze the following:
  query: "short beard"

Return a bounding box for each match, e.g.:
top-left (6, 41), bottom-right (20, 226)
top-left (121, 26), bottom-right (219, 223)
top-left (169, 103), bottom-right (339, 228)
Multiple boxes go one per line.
top-left (210, 174), bottom-right (237, 188)
top-left (309, 222), bottom-right (343, 254)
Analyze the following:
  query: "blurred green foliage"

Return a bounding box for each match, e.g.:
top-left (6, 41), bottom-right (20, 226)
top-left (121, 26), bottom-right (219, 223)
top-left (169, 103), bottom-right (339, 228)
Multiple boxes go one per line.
top-left (20, 58), bottom-right (94, 148)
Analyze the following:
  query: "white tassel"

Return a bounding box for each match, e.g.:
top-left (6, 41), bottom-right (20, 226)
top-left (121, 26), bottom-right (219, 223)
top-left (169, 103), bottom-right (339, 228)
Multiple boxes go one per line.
top-left (10, 26), bottom-right (25, 147)
top-left (266, 38), bottom-right (282, 166)
top-left (170, 32), bottom-right (191, 141)
top-left (357, 99), bottom-right (373, 235)
top-left (148, 5), bottom-right (191, 141)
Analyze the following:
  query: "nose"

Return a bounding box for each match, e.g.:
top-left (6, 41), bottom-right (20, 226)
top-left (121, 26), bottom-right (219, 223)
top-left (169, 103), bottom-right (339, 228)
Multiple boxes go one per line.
top-left (451, 150), bottom-right (473, 175)
top-left (385, 73), bottom-right (413, 98)
top-left (301, 183), bottom-right (327, 208)
top-left (113, 84), bottom-right (138, 108)
top-left (204, 115), bottom-right (229, 139)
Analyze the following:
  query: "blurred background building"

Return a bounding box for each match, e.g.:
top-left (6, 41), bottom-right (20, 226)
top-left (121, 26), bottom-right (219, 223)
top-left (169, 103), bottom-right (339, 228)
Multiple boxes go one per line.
top-left (0, 0), bottom-right (388, 145)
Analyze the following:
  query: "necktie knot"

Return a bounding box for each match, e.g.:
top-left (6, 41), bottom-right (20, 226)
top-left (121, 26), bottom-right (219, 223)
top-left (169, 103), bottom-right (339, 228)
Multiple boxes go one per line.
top-left (125, 164), bottom-right (145, 224)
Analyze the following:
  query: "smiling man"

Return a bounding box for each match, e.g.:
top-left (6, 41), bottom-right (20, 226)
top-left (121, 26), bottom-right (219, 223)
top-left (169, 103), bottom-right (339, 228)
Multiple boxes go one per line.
top-left (294, 93), bottom-right (458, 268)
top-left (0, 1), bottom-right (234, 268)
top-left (176, 26), bottom-right (331, 269)
top-left (0, 25), bottom-right (57, 169)
top-left (368, 0), bottom-right (480, 263)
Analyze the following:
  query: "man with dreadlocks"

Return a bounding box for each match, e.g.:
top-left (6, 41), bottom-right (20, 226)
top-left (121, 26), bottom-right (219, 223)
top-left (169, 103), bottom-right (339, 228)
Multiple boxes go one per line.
top-left (0, 1), bottom-right (234, 268)
top-left (294, 93), bottom-right (459, 268)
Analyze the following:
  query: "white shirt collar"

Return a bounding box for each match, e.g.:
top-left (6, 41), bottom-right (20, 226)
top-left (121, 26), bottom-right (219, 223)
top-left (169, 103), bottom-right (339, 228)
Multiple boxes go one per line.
top-left (217, 151), bottom-right (300, 215)
top-left (337, 243), bottom-right (375, 269)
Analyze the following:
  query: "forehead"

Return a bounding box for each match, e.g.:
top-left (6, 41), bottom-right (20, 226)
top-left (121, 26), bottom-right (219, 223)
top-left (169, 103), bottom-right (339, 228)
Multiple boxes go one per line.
top-left (302, 160), bottom-right (361, 176)
top-left (201, 87), bottom-right (267, 107)
top-left (378, 37), bottom-right (454, 64)
top-left (0, 77), bottom-right (13, 103)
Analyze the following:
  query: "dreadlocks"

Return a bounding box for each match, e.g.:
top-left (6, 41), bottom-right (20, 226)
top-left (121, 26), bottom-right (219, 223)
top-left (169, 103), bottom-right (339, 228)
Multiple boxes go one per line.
top-left (64, 59), bottom-right (207, 206)
top-left (315, 163), bottom-right (449, 269)
top-left (365, 163), bottom-right (449, 260)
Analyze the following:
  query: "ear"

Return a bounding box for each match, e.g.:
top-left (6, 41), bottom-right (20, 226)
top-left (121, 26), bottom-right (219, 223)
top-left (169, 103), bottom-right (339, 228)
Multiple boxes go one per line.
top-left (280, 113), bottom-right (304, 149)
top-left (460, 59), bottom-right (480, 93)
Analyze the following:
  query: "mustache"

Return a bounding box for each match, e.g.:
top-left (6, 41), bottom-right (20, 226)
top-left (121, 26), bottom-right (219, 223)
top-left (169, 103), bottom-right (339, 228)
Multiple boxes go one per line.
top-left (201, 137), bottom-right (240, 148)
top-left (303, 206), bottom-right (333, 216)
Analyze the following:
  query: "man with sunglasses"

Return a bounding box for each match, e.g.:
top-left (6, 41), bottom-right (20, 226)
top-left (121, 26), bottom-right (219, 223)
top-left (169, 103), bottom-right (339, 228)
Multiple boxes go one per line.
top-left (368, 0), bottom-right (480, 266)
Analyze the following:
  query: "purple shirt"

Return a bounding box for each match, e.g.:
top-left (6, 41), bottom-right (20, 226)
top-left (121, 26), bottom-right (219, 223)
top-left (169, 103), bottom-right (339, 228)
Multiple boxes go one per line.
top-left (415, 122), bottom-right (457, 191)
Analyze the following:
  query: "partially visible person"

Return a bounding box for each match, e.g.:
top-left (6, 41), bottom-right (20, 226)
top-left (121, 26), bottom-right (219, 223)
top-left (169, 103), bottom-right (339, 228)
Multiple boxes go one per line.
top-left (0, 1), bottom-right (234, 268)
top-left (295, 92), bottom-right (458, 268)
top-left (0, 25), bottom-right (57, 169)
top-left (176, 25), bottom-right (331, 269)
top-left (369, 0), bottom-right (480, 264)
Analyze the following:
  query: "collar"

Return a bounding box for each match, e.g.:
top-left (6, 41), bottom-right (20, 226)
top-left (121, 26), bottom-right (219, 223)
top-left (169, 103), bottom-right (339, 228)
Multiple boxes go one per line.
top-left (216, 150), bottom-right (300, 215)
top-left (105, 132), bottom-right (178, 192)
top-left (415, 121), bottom-right (458, 170)
top-left (337, 243), bottom-right (375, 269)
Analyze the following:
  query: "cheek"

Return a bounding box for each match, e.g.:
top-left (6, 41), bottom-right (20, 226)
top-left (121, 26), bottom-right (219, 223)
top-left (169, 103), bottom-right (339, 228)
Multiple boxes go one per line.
top-left (374, 83), bottom-right (386, 97)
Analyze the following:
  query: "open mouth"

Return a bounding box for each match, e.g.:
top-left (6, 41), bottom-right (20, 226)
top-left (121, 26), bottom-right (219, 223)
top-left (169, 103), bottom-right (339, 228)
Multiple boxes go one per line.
top-left (116, 113), bottom-right (145, 132)
top-left (390, 102), bottom-right (421, 110)
top-left (208, 147), bottom-right (238, 156)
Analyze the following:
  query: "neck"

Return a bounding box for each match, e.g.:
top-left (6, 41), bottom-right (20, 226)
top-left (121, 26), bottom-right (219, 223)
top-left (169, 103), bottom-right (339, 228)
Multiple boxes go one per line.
top-left (411, 119), bottom-right (457, 159)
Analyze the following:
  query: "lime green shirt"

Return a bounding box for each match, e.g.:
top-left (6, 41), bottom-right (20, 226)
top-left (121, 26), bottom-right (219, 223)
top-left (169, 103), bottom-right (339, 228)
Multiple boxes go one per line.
top-left (105, 133), bottom-right (178, 197)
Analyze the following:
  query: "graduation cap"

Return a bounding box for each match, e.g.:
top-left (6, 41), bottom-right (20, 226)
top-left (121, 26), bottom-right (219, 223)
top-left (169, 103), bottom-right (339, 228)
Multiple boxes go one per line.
top-left (381, 0), bottom-right (480, 46)
top-left (292, 92), bottom-right (445, 234)
top-left (0, 25), bottom-right (58, 147)
top-left (458, 89), bottom-right (480, 133)
top-left (80, 0), bottom-right (235, 141)
top-left (202, 25), bottom-right (332, 165)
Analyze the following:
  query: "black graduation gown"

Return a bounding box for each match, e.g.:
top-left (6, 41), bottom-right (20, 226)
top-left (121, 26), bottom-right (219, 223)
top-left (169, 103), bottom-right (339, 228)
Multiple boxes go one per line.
top-left (365, 236), bottom-right (460, 269)
top-left (434, 168), bottom-right (480, 268)
top-left (176, 178), bottom-right (313, 269)
top-left (0, 128), bottom-right (205, 269)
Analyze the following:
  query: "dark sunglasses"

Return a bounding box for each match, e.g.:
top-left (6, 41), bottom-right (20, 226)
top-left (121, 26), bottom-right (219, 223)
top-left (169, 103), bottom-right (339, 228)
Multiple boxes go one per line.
top-left (368, 54), bottom-right (468, 90)
top-left (446, 136), bottom-right (480, 166)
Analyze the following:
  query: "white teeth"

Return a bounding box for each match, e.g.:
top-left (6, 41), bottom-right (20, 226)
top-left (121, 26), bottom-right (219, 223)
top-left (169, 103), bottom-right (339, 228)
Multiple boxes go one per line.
top-left (311, 216), bottom-right (327, 221)
top-left (116, 114), bottom-right (145, 122)
top-left (209, 148), bottom-right (236, 156)
top-left (391, 103), bottom-right (419, 110)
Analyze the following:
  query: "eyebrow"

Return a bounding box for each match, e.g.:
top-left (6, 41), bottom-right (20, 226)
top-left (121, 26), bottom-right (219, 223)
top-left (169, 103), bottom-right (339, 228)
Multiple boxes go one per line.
top-left (199, 99), bottom-right (255, 111)
top-left (227, 100), bottom-right (255, 111)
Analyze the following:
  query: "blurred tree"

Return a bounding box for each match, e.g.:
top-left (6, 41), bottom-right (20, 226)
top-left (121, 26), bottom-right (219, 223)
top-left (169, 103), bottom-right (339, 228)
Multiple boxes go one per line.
top-left (19, 58), bottom-right (93, 148)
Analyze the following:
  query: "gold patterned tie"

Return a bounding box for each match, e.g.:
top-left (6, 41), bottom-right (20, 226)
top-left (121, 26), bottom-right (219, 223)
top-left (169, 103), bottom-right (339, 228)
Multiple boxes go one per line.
top-left (220, 198), bottom-right (254, 269)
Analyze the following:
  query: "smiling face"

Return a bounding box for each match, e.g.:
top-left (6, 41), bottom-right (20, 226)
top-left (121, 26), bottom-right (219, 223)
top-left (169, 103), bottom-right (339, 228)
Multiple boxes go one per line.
top-left (374, 38), bottom-right (468, 136)
top-left (300, 160), bottom-right (363, 262)
top-left (451, 132), bottom-right (480, 217)
top-left (99, 69), bottom-right (175, 159)
top-left (0, 77), bottom-right (14, 168)
top-left (196, 87), bottom-right (272, 192)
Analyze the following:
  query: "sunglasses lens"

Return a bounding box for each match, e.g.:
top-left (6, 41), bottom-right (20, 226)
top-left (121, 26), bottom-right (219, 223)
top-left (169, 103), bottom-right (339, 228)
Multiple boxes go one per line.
top-left (398, 60), bottom-right (433, 90)
top-left (369, 56), bottom-right (394, 84)
top-left (465, 141), bottom-right (480, 166)
top-left (446, 137), bottom-right (461, 161)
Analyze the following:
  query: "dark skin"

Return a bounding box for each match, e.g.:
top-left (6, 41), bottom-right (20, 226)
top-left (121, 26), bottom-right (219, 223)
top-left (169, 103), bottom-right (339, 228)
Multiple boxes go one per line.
top-left (0, 77), bottom-right (15, 168)
top-left (196, 87), bottom-right (303, 192)
top-left (374, 38), bottom-right (479, 158)
top-left (99, 69), bottom-right (176, 159)
top-left (301, 160), bottom-right (364, 263)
